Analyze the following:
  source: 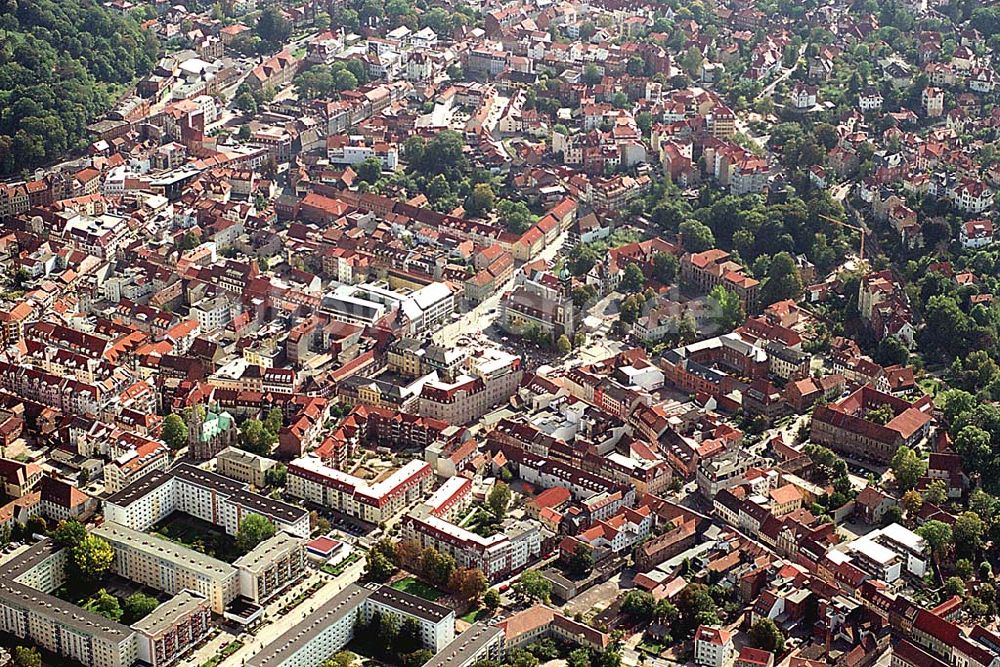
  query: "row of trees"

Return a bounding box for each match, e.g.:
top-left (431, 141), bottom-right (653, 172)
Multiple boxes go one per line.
top-left (364, 539), bottom-right (489, 604)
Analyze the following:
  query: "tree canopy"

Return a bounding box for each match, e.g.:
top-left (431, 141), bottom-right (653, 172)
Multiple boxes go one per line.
top-left (0, 0), bottom-right (159, 175)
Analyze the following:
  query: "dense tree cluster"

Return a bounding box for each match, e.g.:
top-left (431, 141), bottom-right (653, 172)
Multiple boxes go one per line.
top-left (296, 60), bottom-right (369, 99)
top-left (0, 0), bottom-right (159, 175)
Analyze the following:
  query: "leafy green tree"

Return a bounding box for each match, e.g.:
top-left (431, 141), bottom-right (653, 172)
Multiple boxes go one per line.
top-left (365, 549), bottom-right (397, 582)
top-left (74, 535), bottom-right (114, 581)
top-left (123, 592), bottom-right (160, 623)
top-left (567, 244), bottom-right (600, 276)
top-left (954, 511), bottom-right (985, 560)
top-left (568, 542), bottom-right (594, 577)
top-left (483, 588), bottom-right (501, 611)
top-left (620, 263), bottom-right (646, 293)
top-left (620, 590), bottom-right (656, 622)
top-left (265, 464), bottom-right (287, 488)
top-left (322, 652), bottom-right (356, 667)
top-left (760, 251), bottom-right (802, 305)
top-left (890, 446), bottom-right (926, 492)
top-left (235, 513), bottom-right (276, 554)
top-left (674, 583), bottom-right (718, 634)
top-left (923, 480), bottom-right (948, 506)
top-left (944, 576), bottom-right (966, 597)
top-left (916, 520), bottom-right (953, 577)
top-left (497, 200), bottom-right (534, 234)
top-left (679, 219), bottom-right (716, 252)
top-left (52, 519), bottom-right (87, 549)
top-left (514, 570), bottom-right (551, 603)
top-left (749, 618), bottom-right (785, 653)
top-left (356, 156), bottom-right (382, 184)
top-left (84, 589), bottom-right (123, 621)
top-left (465, 183), bottom-right (496, 218)
top-left (161, 414), bottom-right (188, 450)
top-left (487, 482), bottom-right (512, 519)
top-left (556, 335), bottom-right (572, 355)
top-left (708, 285), bottom-right (744, 331)
top-left (652, 252), bottom-right (679, 284)
top-left (256, 7), bottom-right (291, 46)
top-left (13, 647), bottom-right (41, 667)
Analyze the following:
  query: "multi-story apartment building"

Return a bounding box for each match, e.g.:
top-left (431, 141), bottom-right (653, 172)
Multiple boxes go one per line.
top-left (246, 584), bottom-right (455, 667)
top-left (104, 439), bottom-right (170, 494)
top-left (287, 457), bottom-right (433, 524)
top-left (0, 541), bottom-right (139, 667)
top-left (233, 532), bottom-right (306, 604)
top-left (103, 463), bottom-right (310, 539)
top-left (93, 522), bottom-right (240, 613)
top-left (132, 590), bottom-right (211, 667)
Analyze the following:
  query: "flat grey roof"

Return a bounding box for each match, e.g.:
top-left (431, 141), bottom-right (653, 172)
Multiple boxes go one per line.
top-left (233, 532), bottom-right (302, 574)
top-left (131, 590), bottom-right (208, 636)
top-left (246, 584), bottom-right (372, 667)
top-left (93, 522), bottom-right (236, 580)
top-left (0, 540), bottom-right (132, 643)
top-left (368, 585), bottom-right (453, 624)
top-left (423, 623), bottom-right (502, 667)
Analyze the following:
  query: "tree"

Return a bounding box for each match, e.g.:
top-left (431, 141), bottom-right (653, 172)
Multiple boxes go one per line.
top-left (567, 648), bottom-right (591, 667)
top-left (161, 414), bottom-right (188, 450)
top-left (240, 418), bottom-right (275, 455)
top-left (620, 263), bottom-right (645, 293)
top-left (84, 589), bottom-right (123, 622)
top-left (449, 568), bottom-right (488, 602)
top-left (583, 64), bottom-right (602, 85)
top-left (356, 157), bottom-right (382, 184)
top-left (322, 652), bottom-right (356, 667)
top-left (567, 243), bottom-right (600, 276)
top-left (497, 200), bottom-right (534, 235)
top-left (939, 389), bottom-right (976, 424)
top-left (487, 482), bottom-right (511, 519)
top-left (652, 252), bottom-right (679, 284)
top-left (708, 285), bottom-right (744, 332)
top-left (621, 590), bottom-right (656, 623)
top-left (760, 251), bottom-right (802, 305)
top-left (514, 570), bottom-right (551, 603)
top-left (465, 183), bottom-right (496, 218)
top-left (52, 519), bottom-right (87, 549)
top-left (556, 335), bottom-right (572, 355)
top-left (123, 592), bottom-right (160, 623)
top-left (674, 583), bottom-right (718, 634)
top-left (73, 535), bottom-right (114, 581)
top-left (13, 647), bottom-right (41, 667)
top-left (568, 542), bottom-right (594, 577)
top-left (749, 618), bottom-right (785, 653)
top-left (483, 588), bottom-right (501, 611)
top-left (257, 7), bottom-right (292, 46)
top-left (901, 490), bottom-right (923, 518)
top-left (235, 513), bottom-right (276, 554)
top-left (916, 520), bottom-right (953, 578)
top-left (265, 464), bottom-right (287, 488)
top-left (944, 576), bottom-right (966, 597)
top-left (953, 511), bottom-right (985, 560)
top-left (679, 219), bottom-right (715, 252)
top-left (419, 547), bottom-right (456, 587)
top-left (923, 480), bottom-right (948, 506)
top-left (365, 549), bottom-right (397, 582)
top-left (890, 446), bottom-right (926, 492)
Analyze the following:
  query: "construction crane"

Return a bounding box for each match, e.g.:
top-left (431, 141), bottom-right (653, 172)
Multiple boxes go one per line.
top-left (819, 214), bottom-right (866, 262)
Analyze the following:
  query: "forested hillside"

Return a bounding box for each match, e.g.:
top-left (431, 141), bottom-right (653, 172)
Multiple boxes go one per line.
top-left (0, 0), bottom-right (159, 176)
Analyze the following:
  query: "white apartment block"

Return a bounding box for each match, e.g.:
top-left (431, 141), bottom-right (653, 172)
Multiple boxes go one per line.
top-left (132, 590), bottom-right (211, 667)
top-left (233, 532), bottom-right (307, 604)
top-left (93, 522), bottom-right (240, 613)
top-left (287, 457), bottom-right (433, 524)
top-left (103, 463), bottom-right (310, 539)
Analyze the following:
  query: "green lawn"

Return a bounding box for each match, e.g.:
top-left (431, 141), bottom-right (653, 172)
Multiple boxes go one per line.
top-left (391, 577), bottom-right (445, 601)
top-left (459, 607), bottom-right (490, 623)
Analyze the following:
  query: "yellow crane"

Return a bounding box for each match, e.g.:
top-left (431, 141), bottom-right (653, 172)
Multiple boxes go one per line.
top-left (820, 214), bottom-right (866, 262)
